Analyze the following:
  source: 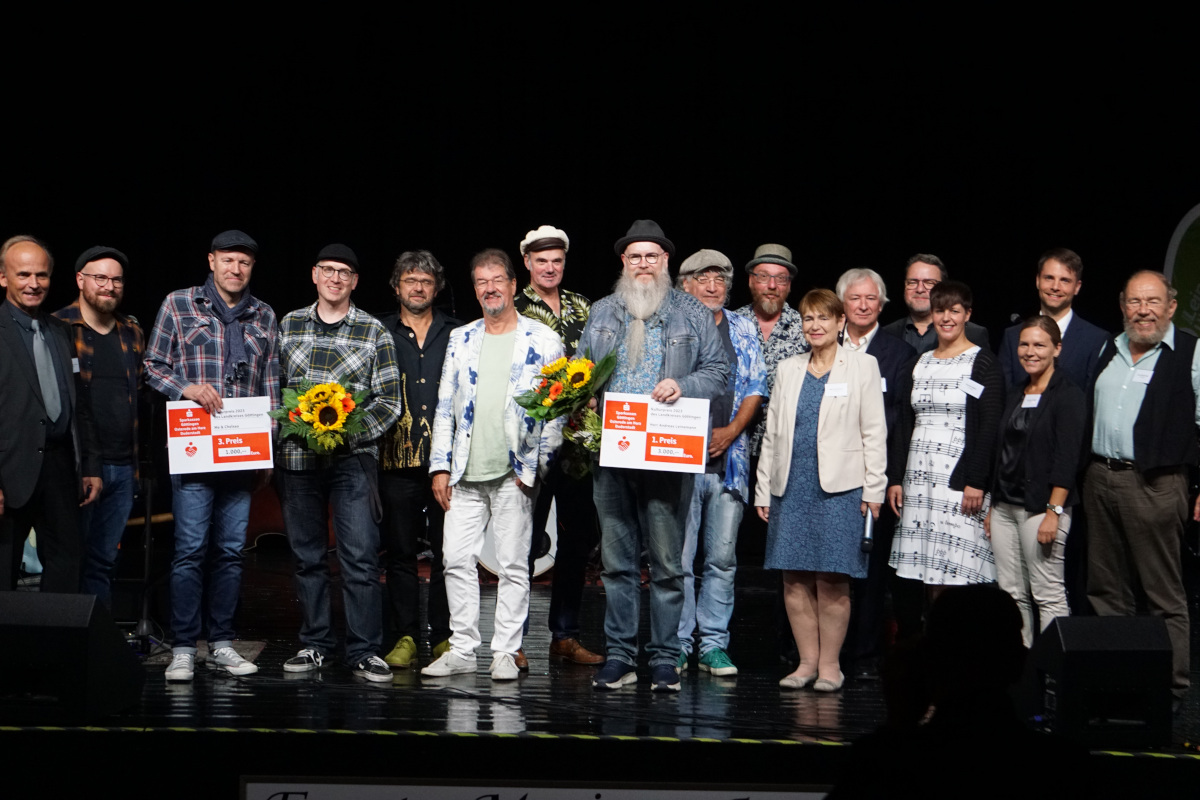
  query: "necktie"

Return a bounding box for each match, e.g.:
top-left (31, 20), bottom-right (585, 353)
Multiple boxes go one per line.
top-left (30, 318), bottom-right (63, 422)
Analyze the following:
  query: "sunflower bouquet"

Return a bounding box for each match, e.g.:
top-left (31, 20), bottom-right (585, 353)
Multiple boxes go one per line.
top-left (515, 350), bottom-right (616, 477)
top-left (270, 379), bottom-right (369, 455)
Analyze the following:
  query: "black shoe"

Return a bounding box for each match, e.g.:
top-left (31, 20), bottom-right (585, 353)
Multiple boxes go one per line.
top-left (651, 663), bottom-right (681, 693)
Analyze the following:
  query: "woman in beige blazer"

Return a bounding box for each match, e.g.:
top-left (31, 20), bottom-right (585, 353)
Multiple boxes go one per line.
top-left (756, 289), bottom-right (887, 692)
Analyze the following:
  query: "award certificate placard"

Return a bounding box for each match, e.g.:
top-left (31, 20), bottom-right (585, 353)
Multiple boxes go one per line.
top-left (166, 397), bottom-right (274, 474)
top-left (598, 392), bottom-right (710, 474)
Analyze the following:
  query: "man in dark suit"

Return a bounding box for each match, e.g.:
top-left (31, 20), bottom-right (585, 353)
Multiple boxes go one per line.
top-left (836, 268), bottom-right (917, 674)
top-left (997, 248), bottom-right (1109, 389)
top-left (0, 235), bottom-right (101, 592)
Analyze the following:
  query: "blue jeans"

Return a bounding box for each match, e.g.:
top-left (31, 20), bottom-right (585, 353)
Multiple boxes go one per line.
top-left (169, 472), bottom-right (253, 653)
top-left (279, 458), bottom-right (382, 665)
top-left (593, 466), bottom-right (691, 667)
top-left (678, 472), bottom-right (742, 656)
top-left (80, 463), bottom-right (137, 607)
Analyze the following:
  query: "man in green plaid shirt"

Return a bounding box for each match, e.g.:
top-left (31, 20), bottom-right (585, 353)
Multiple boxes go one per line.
top-left (277, 244), bottom-right (402, 682)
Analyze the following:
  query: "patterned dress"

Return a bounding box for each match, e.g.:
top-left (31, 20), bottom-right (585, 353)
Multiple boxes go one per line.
top-left (889, 347), bottom-right (996, 585)
top-left (764, 372), bottom-right (868, 578)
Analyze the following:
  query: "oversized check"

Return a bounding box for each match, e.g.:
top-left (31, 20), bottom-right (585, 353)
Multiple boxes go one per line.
top-left (166, 397), bottom-right (274, 474)
top-left (598, 392), bottom-right (710, 474)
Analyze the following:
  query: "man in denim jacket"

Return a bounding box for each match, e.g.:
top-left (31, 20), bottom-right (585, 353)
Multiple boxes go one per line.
top-left (576, 220), bottom-right (729, 692)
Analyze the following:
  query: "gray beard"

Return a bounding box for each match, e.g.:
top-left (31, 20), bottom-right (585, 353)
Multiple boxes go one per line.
top-left (1124, 318), bottom-right (1168, 347)
top-left (614, 270), bottom-right (671, 368)
top-left (755, 297), bottom-right (783, 317)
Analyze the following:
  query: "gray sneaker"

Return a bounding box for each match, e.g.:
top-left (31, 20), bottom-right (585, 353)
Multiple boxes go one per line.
top-left (208, 646), bottom-right (259, 676)
top-left (165, 652), bottom-right (194, 681)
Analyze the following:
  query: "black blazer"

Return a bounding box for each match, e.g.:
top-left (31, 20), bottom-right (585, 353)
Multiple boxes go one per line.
top-left (0, 307), bottom-right (100, 508)
top-left (887, 346), bottom-right (1005, 492)
top-left (863, 328), bottom-right (918, 436)
top-left (989, 369), bottom-right (1087, 511)
top-left (997, 312), bottom-right (1109, 390)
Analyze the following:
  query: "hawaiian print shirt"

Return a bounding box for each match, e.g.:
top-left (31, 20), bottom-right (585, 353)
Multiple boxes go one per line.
top-left (733, 303), bottom-right (809, 455)
top-left (54, 300), bottom-right (145, 479)
top-left (277, 302), bottom-right (402, 470)
top-left (431, 316), bottom-right (565, 488)
top-left (722, 312), bottom-right (769, 500)
top-left (515, 285), bottom-right (591, 357)
top-left (144, 284), bottom-right (280, 413)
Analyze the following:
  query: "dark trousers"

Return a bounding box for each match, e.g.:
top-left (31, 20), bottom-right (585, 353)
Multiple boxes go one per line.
top-left (527, 468), bottom-right (598, 641)
top-left (379, 467), bottom-right (450, 645)
top-left (1084, 461), bottom-right (1191, 695)
top-left (847, 505), bottom-right (899, 663)
top-left (0, 445), bottom-right (81, 593)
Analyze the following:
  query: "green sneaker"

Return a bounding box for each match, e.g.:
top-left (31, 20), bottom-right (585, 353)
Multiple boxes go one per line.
top-left (384, 636), bottom-right (418, 668)
top-left (676, 650), bottom-right (689, 673)
top-left (698, 649), bottom-right (738, 677)
top-left (432, 639), bottom-right (451, 660)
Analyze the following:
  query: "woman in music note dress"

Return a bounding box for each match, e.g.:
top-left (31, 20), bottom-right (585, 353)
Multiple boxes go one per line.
top-left (756, 290), bottom-right (887, 692)
top-left (887, 281), bottom-right (1004, 595)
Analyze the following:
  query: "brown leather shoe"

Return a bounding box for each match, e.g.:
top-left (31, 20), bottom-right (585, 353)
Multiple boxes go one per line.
top-left (514, 648), bottom-right (529, 671)
top-left (550, 637), bottom-right (605, 665)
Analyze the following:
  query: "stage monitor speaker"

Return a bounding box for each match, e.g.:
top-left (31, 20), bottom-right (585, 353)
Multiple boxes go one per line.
top-left (1027, 616), bottom-right (1172, 749)
top-left (0, 592), bottom-right (145, 725)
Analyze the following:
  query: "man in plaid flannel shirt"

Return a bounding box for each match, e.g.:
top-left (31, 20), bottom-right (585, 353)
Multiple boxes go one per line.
top-left (54, 245), bottom-right (145, 608)
top-left (277, 244), bottom-right (402, 682)
top-left (144, 230), bottom-right (279, 681)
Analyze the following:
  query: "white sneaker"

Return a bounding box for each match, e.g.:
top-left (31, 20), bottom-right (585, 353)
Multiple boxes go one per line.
top-left (165, 652), bottom-right (195, 681)
top-left (208, 646), bottom-right (259, 676)
top-left (420, 650), bottom-right (477, 677)
top-left (490, 652), bottom-right (519, 681)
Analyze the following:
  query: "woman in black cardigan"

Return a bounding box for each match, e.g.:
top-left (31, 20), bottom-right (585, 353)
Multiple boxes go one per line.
top-left (887, 281), bottom-right (1004, 600)
top-left (983, 316), bottom-right (1085, 647)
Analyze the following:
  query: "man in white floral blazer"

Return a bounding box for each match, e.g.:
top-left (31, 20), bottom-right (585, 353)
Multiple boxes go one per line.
top-left (422, 248), bottom-right (564, 682)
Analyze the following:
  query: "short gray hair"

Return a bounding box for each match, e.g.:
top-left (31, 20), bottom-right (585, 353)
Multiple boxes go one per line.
top-left (836, 267), bottom-right (888, 306)
top-left (1, 234), bottom-right (54, 272)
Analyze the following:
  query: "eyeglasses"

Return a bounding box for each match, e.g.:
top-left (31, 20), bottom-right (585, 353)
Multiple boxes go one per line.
top-left (690, 274), bottom-right (727, 287)
top-left (904, 278), bottom-right (940, 289)
top-left (316, 265), bottom-right (356, 280)
top-left (400, 276), bottom-right (435, 289)
top-left (750, 272), bottom-right (791, 286)
top-left (80, 272), bottom-right (125, 288)
top-left (474, 277), bottom-right (512, 289)
top-left (623, 252), bottom-right (663, 266)
top-left (1123, 297), bottom-right (1166, 310)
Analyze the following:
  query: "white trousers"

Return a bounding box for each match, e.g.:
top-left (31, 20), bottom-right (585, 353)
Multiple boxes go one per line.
top-left (443, 475), bottom-right (534, 657)
top-left (989, 501), bottom-right (1071, 647)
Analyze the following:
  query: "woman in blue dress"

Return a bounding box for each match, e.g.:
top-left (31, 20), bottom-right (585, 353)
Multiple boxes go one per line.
top-left (756, 289), bottom-right (888, 692)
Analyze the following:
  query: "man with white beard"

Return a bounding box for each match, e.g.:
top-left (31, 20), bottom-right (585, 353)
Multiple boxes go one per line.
top-left (576, 220), bottom-right (729, 692)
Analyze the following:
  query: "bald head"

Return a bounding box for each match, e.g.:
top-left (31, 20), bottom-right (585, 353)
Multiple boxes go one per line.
top-left (1, 236), bottom-right (52, 313)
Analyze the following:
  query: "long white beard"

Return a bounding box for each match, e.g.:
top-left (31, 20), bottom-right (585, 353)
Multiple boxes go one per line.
top-left (614, 270), bottom-right (671, 367)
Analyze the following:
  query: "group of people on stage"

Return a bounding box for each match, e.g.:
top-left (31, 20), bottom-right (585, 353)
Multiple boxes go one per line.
top-left (0, 225), bottom-right (1192, 703)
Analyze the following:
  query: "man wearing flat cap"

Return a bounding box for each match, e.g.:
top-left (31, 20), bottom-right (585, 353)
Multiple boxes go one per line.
top-left (145, 229), bottom-right (280, 681)
top-left (676, 249), bottom-right (767, 678)
top-left (577, 220), bottom-right (729, 692)
top-left (54, 245), bottom-right (145, 607)
top-left (514, 224), bottom-right (603, 667)
top-left (733, 243), bottom-right (809, 459)
top-left (277, 244), bottom-right (402, 682)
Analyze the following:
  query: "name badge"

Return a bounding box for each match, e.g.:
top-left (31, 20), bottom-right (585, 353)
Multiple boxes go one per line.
top-left (1133, 369), bottom-right (1154, 384)
top-left (72, 358), bottom-right (80, 374)
top-left (1021, 393), bottom-right (1041, 408)
top-left (881, 377), bottom-right (888, 393)
top-left (961, 378), bottom-right (985, 398)
top-left (825, 382), bottom-right (849, 397)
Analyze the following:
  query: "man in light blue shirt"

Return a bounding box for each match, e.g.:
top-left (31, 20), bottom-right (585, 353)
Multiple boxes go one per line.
top-left (1084, 270), bottom-right (1200, 701)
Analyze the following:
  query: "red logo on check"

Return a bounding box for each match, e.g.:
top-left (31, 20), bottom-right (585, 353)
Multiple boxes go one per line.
top-left (185, 442), bottom-right (198, 457)
top-left (617, 437), bottom-right (630, 452)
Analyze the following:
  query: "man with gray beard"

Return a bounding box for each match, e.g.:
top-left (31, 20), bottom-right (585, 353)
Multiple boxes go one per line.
top-left (1084, 270), bottom-right (1200, 705)
top-left (576, 220), bottom-right (729, 692)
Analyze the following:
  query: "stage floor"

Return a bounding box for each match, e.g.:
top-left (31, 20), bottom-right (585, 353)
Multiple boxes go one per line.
top-left (5, 534), bottom-right (1200, 796)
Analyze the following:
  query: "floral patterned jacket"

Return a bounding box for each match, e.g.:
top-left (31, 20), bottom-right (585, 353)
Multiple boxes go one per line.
top-left (723, 311), bottom-right (770, 500)
top-left (430, 315), bottom-right (564, 487)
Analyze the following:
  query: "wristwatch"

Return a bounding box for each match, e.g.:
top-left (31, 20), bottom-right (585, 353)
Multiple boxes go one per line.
top-left (1046, 503), bottom-right (1064, 515)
